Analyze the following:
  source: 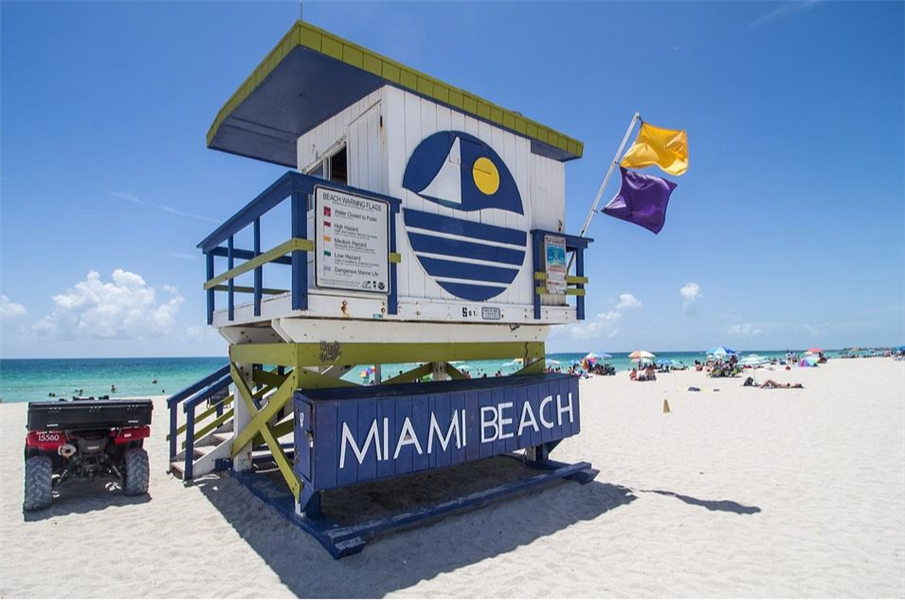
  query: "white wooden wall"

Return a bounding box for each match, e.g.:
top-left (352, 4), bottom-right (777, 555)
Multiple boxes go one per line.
top-left (295, 85), bottom-right (568, 309)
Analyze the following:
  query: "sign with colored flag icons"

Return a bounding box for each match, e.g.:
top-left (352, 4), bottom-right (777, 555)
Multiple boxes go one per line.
top-left (314, 186), bottom-right (389, 294)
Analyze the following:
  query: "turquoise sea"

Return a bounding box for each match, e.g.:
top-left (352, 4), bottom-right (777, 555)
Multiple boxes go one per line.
top-left (0, 349), bottom-right (840, 403)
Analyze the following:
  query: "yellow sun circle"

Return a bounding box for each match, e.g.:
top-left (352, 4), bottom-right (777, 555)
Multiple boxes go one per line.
top-left (472, 157), bottom-right (500, 195)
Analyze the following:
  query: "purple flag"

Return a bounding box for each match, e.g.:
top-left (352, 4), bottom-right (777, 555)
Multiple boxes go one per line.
top-left (602, 168), bottom-right (677, 234)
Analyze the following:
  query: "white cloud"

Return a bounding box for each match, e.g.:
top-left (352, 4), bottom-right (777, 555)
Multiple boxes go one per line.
top-left (804, 322), bottom-right (829, 336)
top-left (597, 310), bottom-right (622, 323)
top-left (615, 293), bottom-right (642, 310)
top-left (110, 192), bottom-right (219, 224)
top-left (728, 322), bottom-right (762, 337)
top-left (679, 282), bottom-right (701, 315)
top-left (679, 282), bottom-right (701, 302)
top-left (559, 310), bottom-right (621, 340)
top-left (748, 0), bottom-right (821, 31)
top-left (553, 292), bottom-right (641, 341)
top-left (186, 324), bottom-right (222, 343)
top-left (0, 295), bottom-right (27, 319)
top-left (33, 269), bottom-right (183, 340)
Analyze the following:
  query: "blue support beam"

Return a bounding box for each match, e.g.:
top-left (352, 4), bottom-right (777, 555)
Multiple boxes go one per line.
top-left (291, 192), bottom-right (307, 311)
top-left (576, 248), bottom-right (585, 321)
top-left (184, 409), bottom-right (195, 480)
top-left (388, 205), bottom-right (399, 315)
top-left (227, 235), bottom-right (235, 321)
top-left (169, 404), bottom-right (178, 461)
top-left (532, 231), bottom-right (542, 320)
top-left (205, 252), bottom-right (215, 325)
top-left (254, 218), bottom-right (262, 317)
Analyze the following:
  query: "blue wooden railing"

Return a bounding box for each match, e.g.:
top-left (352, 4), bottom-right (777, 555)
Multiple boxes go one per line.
top-left (530, 230), bottom-right (593, 321)
top-left (166, 365), bottom-right (232, 480)
top-left (197, 171), bottom-right (402, 325)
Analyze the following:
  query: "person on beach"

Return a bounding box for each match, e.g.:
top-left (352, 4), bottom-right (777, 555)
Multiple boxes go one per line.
top-left (760, 379), bottom-right (804, 389)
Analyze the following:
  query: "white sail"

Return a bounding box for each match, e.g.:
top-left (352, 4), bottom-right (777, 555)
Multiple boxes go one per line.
top-left (418, 137), bottom-right (462, 204)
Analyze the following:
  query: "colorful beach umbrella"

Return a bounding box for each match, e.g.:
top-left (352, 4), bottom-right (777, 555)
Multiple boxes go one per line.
top-left (629, 350), bottom-right (655, 359)
top-left (583, 352), bottom-right (613, 365)
top-left (706, 346), bottom-right (737, 357)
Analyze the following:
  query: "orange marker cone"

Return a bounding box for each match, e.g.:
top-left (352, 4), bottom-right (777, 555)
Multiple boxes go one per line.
top-left (663, 399), bottom-right (671, 413)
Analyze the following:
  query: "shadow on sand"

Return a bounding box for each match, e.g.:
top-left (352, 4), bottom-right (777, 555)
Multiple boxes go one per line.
top-left (23, 479), bottom-right (151, 522)
top-left (194, 457), bottom-right (636, 598)
top-left (639, 489), bottom-right (761, 515)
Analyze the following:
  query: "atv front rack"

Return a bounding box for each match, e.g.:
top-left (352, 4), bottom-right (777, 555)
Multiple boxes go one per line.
top-left (27, 399), bottom-right (154, 432)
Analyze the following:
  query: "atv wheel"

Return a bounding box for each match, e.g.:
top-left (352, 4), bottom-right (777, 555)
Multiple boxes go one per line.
top-left (23, 455), bottom-right (53, 511)
top-left (123, 448), bottom-right (150, 496)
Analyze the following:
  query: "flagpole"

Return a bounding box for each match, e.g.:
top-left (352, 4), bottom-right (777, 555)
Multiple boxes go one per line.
top-left (568, 111), bottom-right (641, 271)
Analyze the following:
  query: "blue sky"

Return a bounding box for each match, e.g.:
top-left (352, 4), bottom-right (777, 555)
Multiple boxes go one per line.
top-left (1, 1), bottom-right (902, 358)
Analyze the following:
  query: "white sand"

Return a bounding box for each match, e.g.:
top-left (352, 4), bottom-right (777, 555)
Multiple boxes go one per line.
top-left (1, 358), bottom-right (903, 598)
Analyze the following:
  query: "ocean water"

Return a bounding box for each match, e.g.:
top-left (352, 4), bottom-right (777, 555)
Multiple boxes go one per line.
top-left (0, 349), bottom-right (824, 404)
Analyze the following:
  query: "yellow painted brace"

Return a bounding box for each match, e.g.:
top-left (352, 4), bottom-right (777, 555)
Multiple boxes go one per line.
top-left (204, 238), bottom-right (313, 290)
top-left (230, 364), bottom-right (302, 500)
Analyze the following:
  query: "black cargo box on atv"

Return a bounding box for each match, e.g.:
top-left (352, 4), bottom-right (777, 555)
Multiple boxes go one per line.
top-left (27, 399), bottom-right (153, 431)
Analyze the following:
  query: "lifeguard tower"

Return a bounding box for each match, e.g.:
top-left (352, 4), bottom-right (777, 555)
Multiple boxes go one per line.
top-left (167, 20), bottom-right (596, 557)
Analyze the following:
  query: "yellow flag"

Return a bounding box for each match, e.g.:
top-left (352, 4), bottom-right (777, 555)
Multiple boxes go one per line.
top-left (620, 122), bottom-right (688, 176)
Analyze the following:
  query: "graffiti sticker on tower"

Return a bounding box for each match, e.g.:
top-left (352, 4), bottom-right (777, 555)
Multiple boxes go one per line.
top-left (315, 186), bottom-right (389, 294)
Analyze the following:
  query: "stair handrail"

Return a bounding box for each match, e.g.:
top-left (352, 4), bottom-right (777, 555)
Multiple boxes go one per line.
top-left (167, 364), bottom-right (230, 408)
top-left (181, 373), bottom-right (234, 480)
top-left (167, 365), bottom-right (230, 462)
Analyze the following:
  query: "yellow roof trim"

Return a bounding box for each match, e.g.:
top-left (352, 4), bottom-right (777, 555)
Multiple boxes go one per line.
top-left (206, 21), bottom-right (583, 160)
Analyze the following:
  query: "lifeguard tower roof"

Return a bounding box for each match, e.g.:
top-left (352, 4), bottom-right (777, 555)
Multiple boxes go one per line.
top-left (207, 21), bottom-right (583, 167)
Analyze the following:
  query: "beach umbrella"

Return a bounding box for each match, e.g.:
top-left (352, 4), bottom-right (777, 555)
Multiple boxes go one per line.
top-left (739, 354), bottom-right (769, 383)
top-left (546, 358), bottom-right (561, 366)
top-left (629, 350), bottom-right (655, 360)
top-left (807, 348), bottom-right (823, 354)
top-left (706, 346), bottom-right (737, 357)
top-left (657, 359), bottom-right (675, 366)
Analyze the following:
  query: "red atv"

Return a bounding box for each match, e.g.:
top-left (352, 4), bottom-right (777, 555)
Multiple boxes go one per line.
top-left (24, 398), bottom-right (153, 511)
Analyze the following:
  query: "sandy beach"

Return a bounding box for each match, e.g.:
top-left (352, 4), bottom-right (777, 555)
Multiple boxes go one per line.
top-left (1, 357), bottom-right (903, 598)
